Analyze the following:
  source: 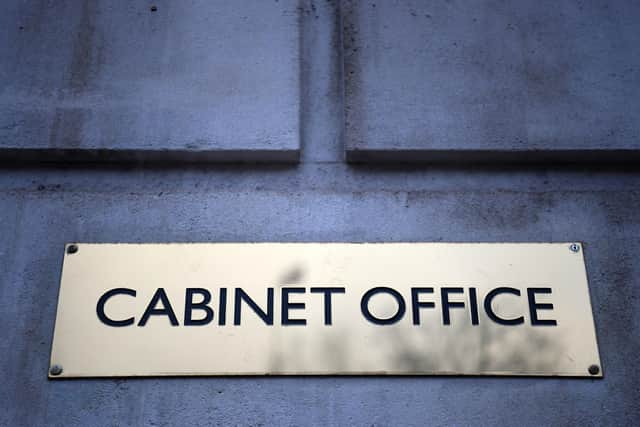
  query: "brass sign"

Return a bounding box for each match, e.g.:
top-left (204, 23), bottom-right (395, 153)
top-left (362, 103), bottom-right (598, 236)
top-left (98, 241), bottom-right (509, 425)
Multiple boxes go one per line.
top-left (49, 243), bottom-right (602, 378)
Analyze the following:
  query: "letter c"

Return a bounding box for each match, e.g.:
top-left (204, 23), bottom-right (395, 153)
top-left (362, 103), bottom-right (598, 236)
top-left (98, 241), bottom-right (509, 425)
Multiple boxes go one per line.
top-left (484, 287), bottom-right (524, 325)
top-left (96, 288), bottom-right (136, 326)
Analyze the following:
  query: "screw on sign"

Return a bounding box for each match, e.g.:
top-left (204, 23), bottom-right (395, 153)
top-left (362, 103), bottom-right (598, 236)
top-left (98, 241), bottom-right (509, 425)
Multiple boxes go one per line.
top-left (49, 365), bottom-right (63, 376)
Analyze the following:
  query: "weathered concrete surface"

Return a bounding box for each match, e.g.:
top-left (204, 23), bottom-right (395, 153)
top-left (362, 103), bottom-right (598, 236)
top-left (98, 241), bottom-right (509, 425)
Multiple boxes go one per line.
top-left (0, 1), bottom-right (639, 426)
top-left (0, 0), bottom-right (301, 162)
top-left (343, 0), bottom-right (640, 163)
top-left (1, 165), bottom-right (640, 426)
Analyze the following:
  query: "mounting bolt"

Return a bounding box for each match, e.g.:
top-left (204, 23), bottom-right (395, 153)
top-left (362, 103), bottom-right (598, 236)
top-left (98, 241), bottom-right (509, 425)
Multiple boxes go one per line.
top-left (569, 243), bottom-right (580, 253)
top-left (67, 244), bottom-right (78, 255)
top-left (588, 364), bottom-right (600, 375)
top-left (50, 364), bottom-right (63, 376)
top-left (150, 5), bottom-right (157, 12)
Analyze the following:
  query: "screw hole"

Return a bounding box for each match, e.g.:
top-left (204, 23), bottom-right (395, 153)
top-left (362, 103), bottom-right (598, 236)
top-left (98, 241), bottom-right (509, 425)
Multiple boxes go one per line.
top-left (67, 244), bottom-right (78, 254)
top-left (569, 243), bottom-right (580, 253)
top-left (150, 5), bottom-right (157, 12)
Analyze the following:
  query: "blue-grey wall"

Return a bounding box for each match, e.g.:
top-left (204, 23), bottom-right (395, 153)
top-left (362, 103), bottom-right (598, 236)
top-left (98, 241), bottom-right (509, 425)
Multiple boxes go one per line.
top-left (1, 1), bottom-right (639, 426)
top-left (343, 0), bottom-right (640, 162)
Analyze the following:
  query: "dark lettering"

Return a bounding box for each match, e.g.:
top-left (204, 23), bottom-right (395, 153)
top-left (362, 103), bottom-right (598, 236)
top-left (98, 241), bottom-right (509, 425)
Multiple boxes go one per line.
top-left (441, 287), bottom-right (465, 325)
top-left (310, 287), bottom-right (345, 325)
top-left (234, 288), bottom-right (274, 325)
top-left (411, 287), bottom-right (434, 325)
top-left (361, 287), bottom-right (406, 325)
top-left (282, 287), bottom-right (306, 325)
top-left (184, 288), bottom-right (214, 326)
top-left (469, 287), bottom-right (480, 325)
top-left (527, 287), bottom-right (557, 326)
top-left (484, 287), bottom-right (524, 325)
top-left (138, 288), bottom-right (179, 326)
top-left (96, 288), bottom-right (136, 327)
top-left (218, 288), bottom-right (227, 326)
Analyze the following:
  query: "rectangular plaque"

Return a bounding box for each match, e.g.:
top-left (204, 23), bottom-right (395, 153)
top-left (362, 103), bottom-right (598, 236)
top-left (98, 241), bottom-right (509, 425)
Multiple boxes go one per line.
top-left (50, 243), bottom-right (602, 378)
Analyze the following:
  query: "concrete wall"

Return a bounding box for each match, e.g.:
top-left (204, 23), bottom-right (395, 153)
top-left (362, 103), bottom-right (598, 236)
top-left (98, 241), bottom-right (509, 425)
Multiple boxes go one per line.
top-left (344, 0), bottom-right (640, 162)
top-left (0, 1), bottom-right (639, 426)
top-left (0, 0), bottom-right (300, 162)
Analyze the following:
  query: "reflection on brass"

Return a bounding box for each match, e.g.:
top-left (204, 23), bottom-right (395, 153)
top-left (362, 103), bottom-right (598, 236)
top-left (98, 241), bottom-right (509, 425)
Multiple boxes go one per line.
top-left (50, 243), bottom-right (602, 378)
